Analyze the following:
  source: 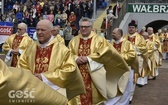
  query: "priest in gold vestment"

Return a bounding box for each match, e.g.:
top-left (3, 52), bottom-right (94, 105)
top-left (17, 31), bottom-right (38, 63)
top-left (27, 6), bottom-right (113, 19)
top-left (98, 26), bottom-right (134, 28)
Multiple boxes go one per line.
top-left (0, 59), bottom-right (68, 105)
top-left (2, 23), bottom-right (33, 67)
top-left (17, 20), bottom-right (85, 101)
top-left (143, 33), bottom-right (156, 80)
top-left (108, 28), bottom-right (137, 105)
top-left (123, 22), bottom-right (148, 87)
top-left (160, 28), bottom-right (168, 60)
top-left (147, 27), bottom-right (162, 79)
top-left (68, 17), bottom-right (130, 105)
top-left (52, 26), bottom-right (65, 44)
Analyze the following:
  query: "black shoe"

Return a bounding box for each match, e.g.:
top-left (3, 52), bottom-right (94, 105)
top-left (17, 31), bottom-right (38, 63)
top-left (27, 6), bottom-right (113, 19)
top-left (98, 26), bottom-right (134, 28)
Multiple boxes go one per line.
top-left (129, 101), bottom-right (132, 104)
top-left (136, 84), bottom-right (143, 87)
top-left (148, 77), bottom-right (156, 80)
top-left (153, 77), bottom-right (156, 80)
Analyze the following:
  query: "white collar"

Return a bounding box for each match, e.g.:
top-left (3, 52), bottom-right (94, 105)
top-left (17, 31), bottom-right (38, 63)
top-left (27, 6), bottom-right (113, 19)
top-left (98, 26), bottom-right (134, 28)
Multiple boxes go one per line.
top-left (82, 36), bottom-right (89, 40)
top-left (114, 37), bottom-right (123, 44)
top-left (39, 36), bottom-right (54, 48)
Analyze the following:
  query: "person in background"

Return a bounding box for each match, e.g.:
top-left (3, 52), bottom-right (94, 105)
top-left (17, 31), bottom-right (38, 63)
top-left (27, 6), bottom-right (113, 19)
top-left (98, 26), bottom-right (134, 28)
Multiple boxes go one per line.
top-left (52, 26), bottom-right (65, 44)
top-left (2, 23), bottom-right (33, 67)
top-left (147, 27), bottom-right (162, 80)
top-left (68, 11), bottom-right (77, 36)
top-left (161, 28), bottom-right (168, 60)
top-left (63, 22), bottom-right (73, 46)
top-left (139, 27), bottom-right (148, 36)
top-left (100, 17), bottom-right (107, 38)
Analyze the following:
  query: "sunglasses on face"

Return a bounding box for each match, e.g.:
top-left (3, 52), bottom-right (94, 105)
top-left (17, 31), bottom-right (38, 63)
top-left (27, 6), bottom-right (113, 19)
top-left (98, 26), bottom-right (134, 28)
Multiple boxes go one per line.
top-left (17, 28), bottom-right (24, 30)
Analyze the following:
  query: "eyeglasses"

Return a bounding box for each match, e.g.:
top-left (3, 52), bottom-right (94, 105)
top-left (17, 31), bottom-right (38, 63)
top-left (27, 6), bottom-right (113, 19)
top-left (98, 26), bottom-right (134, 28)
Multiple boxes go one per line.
top-left (80, 26), bottom-right (91, 28)
top-left (17, 28), bottom-right (24, 30)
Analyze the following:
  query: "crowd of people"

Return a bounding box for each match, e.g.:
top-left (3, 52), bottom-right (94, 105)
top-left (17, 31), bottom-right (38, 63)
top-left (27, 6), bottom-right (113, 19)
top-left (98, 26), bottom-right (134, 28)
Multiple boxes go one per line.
top-left (1, 0), bottom-right (109, 35)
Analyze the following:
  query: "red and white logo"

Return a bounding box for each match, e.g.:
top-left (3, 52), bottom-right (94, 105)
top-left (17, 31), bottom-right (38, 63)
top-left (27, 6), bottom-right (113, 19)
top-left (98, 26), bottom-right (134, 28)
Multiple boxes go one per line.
top-left (0, 26), bottom-right (13, 36)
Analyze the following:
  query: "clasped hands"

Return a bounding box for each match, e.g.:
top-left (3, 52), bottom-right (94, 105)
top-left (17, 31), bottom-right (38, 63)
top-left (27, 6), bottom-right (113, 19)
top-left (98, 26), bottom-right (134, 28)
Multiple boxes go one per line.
top-left (11, 49), bottom-right (19, 55)
top-left (76, 56), bottom-right (88, 65)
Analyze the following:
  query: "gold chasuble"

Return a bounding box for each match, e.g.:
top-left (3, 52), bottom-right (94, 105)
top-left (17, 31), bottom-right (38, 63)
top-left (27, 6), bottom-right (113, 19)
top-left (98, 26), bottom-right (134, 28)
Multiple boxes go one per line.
top-left (124, 32), bottom-right (148, 77)
top-left (54, 34), bottom-right (65, 44)
top-left (2, 33), bottom-right (33, 67)
top-left (149, 34), bottom-right (162, 66)
top-left (68, 31), bottom-right (130, 105)
top-left (17, 38), bottom-right (85, 100)
top-left (145, 39), bottom-right (157, 77)
top-left (161, 33), bottom-right (168, 53)
top-left (0, 59), bottom-right (68, 105)
top-left (110, 39), bottom-right (138, 74)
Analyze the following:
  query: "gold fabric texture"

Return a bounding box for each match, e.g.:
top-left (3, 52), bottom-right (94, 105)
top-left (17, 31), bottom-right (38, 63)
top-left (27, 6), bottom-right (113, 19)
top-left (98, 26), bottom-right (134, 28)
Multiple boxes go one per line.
top-left (17, 38), bottom-right (85, 100)
top-left (2, 33), bottom-right (33, 66)
top-left (0, 59), bottom-right (68, 105)
top-left (69, 31), bottom-right (130, 104)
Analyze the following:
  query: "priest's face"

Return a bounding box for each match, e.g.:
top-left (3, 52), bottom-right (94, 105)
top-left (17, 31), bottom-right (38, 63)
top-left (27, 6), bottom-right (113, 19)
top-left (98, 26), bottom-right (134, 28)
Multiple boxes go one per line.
top-left (17, 24), bottom-right (26, 36)
top-left (147, 28), bottom-right (153, 35)
top-left (79, 21), bottom-right (92, 37)
top-left (128, 26), bottom-right (137, 34)
top-left (36, 20), bottom-right (52, 44)
top-left (112, 28), bottom-right (120, 41)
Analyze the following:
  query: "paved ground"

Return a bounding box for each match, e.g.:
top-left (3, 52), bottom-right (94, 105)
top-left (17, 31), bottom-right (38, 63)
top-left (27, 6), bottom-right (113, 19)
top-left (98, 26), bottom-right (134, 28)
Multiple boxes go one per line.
top-left (0, 54), bottom-right (5, 60)
top-left (132, 60), bottom-right (168, 105)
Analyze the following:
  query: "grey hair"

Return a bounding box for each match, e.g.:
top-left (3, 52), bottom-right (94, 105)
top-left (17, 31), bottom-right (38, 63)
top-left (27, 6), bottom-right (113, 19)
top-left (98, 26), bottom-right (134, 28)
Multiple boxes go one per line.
top-left (19, 22), bottom-right (28, 31)
top-left (147, 27), bottom-right (153, 31)
top-left (79, 17), bottom-right (93, 27)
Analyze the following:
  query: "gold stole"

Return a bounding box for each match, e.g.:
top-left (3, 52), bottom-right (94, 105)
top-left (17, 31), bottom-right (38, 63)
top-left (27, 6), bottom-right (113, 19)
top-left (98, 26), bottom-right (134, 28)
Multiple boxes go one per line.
top-left (113, 42), bottom-right (122, 53)
top-left (11, 35), bottom-right (24, 67)
top-left (78, 38), bottom-right (92, 105)
top-left (35, 44), bottom-right (53, 73)
top-left (128, 36), bottom-right (136, 44)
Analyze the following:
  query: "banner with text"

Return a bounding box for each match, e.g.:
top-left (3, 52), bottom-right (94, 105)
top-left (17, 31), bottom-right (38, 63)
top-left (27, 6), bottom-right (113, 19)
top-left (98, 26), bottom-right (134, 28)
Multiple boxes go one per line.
top-left (128, 4), bottom-right (168, 13)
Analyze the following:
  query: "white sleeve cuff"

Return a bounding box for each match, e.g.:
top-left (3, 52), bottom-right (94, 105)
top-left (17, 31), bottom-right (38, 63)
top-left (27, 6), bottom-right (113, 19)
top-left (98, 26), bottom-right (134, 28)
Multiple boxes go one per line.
top-left (153, 43), bottom-right (157, 50)
top-left (41, 74), bottom-right (60, 90)
top-left (75, 56), bottom-right (78, 61)
top-left (18, 49), bottom-right (23, 55)
top-left (87, 57), bottom-right (103, 72)
top-left (6, 49), bottom-right (12, 56)
top-left (5, 49), bottom-right (12, 62)
top-left (133, 46), bottom-right (141, 55)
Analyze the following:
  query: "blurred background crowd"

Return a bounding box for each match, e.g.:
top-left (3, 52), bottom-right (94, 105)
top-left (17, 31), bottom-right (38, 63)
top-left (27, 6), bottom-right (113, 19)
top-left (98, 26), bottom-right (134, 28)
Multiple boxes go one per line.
top-left (0, 0), bottom-right (109, 35)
